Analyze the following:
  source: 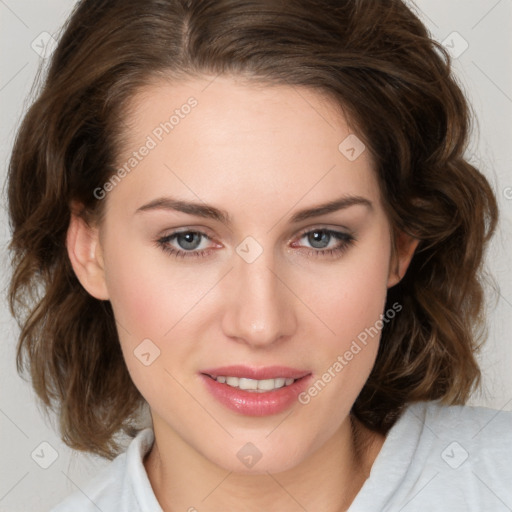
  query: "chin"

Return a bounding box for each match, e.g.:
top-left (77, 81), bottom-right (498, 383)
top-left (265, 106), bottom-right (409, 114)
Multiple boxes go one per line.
top-left (200, 434), bottom-right (315, 475)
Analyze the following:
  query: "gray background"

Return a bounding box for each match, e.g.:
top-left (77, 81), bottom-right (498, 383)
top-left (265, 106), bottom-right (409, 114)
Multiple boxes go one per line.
top-left (1, 1), bottom-right (511, 510)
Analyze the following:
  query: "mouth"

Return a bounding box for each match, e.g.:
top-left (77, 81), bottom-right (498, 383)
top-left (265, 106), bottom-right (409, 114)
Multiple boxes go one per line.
top-left (200, 365), bottom-right (312, 416)
top-left (204, 375), bottom-right (297, 392)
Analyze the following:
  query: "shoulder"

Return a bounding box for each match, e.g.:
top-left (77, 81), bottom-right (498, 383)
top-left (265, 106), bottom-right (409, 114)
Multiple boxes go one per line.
top-left (50, 455), bottom-right (125, 512)
top-left (394, 400), bottom-right (512, 509)
top-left (400, 399), bottom-right (512, 477)
top-left (351, 400), bottom-right (512, 512)
top-left (410, 399), bottom-right (512, 459)
top-left (49, 428), bottom-right (161, 512)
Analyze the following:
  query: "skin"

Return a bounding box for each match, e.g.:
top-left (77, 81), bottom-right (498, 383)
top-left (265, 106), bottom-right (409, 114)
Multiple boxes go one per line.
top-left (67, 75), bottom-right (418, 511)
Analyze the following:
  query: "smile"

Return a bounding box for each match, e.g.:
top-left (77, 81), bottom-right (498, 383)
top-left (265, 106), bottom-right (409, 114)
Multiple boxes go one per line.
top-left (210, 375), bottom-right (296, 392)
top-left (200, 366), bottom-right (312, 416)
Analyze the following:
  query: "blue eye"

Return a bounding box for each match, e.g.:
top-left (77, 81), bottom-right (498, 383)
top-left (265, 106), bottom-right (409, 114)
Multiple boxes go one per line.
top-left (295, 228), bottom-right (355, 258)
top-left (171, 231), bottom-right (203, 251)
top-left (156, 228), bottom-right (355, 259)
top-left (157, 231), bottom-right (213, 258)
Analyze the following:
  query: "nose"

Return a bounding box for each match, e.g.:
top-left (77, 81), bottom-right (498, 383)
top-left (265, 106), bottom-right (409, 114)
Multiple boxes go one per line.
top-left (221, 249), bottom-right (297, 348)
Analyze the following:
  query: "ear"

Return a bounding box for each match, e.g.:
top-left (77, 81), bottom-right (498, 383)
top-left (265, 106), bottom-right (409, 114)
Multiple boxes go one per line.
top-left (66, 210), bottom-right (109, 300)
top-left (387, 229), bottom-right (420, 288)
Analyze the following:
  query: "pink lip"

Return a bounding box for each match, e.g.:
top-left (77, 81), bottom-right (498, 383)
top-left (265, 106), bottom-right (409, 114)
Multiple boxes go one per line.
top-left (200, 365), bottom-right (312, 416)
top-left (201, 365), bottom-right (310, 380)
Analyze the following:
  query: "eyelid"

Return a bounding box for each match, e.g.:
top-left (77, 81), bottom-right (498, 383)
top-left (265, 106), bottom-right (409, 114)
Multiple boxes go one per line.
top-left (157, 226), bottom-right (218, 244)
top-left (159, 228), bottom-right (219, 248)
top-left (294, 224), bottom-right (353, 239)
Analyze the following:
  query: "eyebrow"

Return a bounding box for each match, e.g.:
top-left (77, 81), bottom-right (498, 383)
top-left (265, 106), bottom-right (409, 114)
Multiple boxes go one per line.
top-left (135, 194), bottom-right (372, 224)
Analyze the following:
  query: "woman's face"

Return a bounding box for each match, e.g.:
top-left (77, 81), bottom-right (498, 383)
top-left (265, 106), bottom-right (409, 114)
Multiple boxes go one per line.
top-left (75, 75), bottom-right (414, 473)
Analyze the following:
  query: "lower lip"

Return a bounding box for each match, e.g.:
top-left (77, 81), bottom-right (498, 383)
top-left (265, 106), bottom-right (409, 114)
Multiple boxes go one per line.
top-left (201, 374), bottom-right (312, 416)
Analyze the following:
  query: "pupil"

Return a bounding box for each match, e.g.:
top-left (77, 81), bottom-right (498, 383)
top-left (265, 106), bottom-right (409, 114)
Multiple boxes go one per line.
top-left (309, 230), bottom-right (330, 249)
top-left (178, 232), bottom-right (201, 250)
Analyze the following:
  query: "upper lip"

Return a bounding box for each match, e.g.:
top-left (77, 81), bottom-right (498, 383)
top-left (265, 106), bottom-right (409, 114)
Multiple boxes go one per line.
top-left (201, 365), bottom-right (311, 380)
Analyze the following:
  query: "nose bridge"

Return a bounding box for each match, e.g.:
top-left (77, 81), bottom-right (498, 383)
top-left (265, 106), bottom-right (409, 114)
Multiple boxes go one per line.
top-left (222, 243), bottom-right (296, 346)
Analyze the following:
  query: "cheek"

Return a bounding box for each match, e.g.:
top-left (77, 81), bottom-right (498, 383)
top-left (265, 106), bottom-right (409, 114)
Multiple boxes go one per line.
top-left (106, 265), bottom-right (167, 339)
top-left (301, 230), bottom-right (392, 399)
top-left (101, 216), bottom-right (228, 338)
top-left (101, 226), bottom-right (188, 340)
top-left (100, 233), bottom-right (208, 390)
top-left (101, 249), bottom-right (179, 403)
top-left (307, 231), bottom-right (391, 348)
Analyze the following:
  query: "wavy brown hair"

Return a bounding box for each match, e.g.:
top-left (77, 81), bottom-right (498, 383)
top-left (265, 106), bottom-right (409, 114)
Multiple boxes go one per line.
top-left (8, 0), bottom-right (498, 459)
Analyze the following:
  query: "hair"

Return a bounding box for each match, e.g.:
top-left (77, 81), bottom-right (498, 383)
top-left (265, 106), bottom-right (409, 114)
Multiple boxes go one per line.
top-left (8, 0), bottom-right (498, 459)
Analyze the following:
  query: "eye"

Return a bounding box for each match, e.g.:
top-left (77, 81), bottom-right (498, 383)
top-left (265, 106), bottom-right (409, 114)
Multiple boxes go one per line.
top-left (156, 227), bottom-right (356, 260)
top-left (156, 230), bottom-right (215, 259)
top-left (293, 228), bottom-right (356, 258)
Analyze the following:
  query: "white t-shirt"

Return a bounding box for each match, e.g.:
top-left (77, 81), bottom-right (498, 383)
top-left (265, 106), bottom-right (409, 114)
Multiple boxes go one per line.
top-left (50, 400), bottom-right (512, 511)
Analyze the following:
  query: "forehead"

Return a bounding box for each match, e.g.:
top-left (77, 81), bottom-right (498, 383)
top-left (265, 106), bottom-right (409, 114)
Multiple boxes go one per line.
top-left (109, 75), bottom-right (381, 219)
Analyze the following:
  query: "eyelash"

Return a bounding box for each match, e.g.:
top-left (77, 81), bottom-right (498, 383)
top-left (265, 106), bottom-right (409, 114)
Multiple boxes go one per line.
top-left (156, 228), bottom-right (356, 260)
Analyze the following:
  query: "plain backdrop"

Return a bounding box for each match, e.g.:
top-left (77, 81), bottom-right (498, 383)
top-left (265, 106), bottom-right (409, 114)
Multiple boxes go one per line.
top-left (1, 1), bottom-right (511, 510)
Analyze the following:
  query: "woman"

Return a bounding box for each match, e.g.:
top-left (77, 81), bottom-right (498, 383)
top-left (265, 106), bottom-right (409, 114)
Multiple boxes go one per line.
top-left (8, 0), bottom-right (512, 510)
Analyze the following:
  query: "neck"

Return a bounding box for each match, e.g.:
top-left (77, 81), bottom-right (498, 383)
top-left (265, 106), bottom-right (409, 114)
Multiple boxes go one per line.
top-left (144, 414), bottom-right (385, 512)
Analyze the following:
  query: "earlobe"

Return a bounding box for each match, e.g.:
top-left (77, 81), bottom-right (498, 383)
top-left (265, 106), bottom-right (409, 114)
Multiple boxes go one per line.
top-left (387, 230), bottom-right (420, 288)
top-left (66, 211), bottom-right (109, 300)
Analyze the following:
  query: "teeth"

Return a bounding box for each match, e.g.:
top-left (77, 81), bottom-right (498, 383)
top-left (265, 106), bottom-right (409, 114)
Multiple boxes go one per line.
top-left (239, 378), bottom-right (258, 390)
top-left (274, 378), bottom-right (285, 388)
top-left (214, 376), bottom-right (297, 392)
